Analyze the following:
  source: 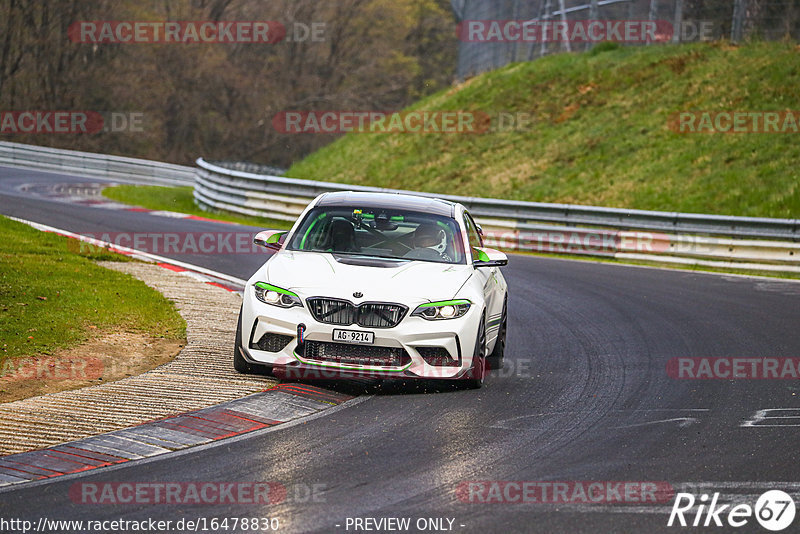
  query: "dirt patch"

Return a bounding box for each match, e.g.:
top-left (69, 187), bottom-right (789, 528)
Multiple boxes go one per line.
top-left (0, 332), bottom-right (183, 404)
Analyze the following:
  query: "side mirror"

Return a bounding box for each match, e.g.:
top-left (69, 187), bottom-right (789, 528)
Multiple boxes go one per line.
top-left (254, 230), bottom-right (288, 251)
top-left (472, 246), bottom-right (508, 268)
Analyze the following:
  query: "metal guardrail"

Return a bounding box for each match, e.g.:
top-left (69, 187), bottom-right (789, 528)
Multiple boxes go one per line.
top-left (195, 158), bottom-right (800, 273)
top-left (195, 158), bottom-right (799, 239)
top-left (3, 141), bottom-right (795, 272)
top-left (0, 141), bottom-right (194, 186)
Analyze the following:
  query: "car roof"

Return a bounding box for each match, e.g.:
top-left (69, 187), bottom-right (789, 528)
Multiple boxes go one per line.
top-left (316, 191), bottom-right (456, 217)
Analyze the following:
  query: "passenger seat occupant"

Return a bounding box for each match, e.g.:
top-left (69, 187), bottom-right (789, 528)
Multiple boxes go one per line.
top-left (328, 219), bottom-right (359, 252)
top-left (405, 223), bottom-right (446, 261)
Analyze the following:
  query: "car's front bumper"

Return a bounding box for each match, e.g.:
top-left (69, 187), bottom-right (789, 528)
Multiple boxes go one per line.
top-left (240, 290), bottom-right (482, 381)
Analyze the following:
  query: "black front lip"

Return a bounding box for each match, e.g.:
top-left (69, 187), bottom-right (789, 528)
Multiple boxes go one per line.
top-left (277, 360), bottom-right (418, 380)
top-left (240, 345), bottom-right (471, 381)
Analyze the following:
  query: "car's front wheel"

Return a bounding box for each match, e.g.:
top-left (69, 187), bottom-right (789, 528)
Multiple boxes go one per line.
top-left (464, 316), bottom-right (487, 389)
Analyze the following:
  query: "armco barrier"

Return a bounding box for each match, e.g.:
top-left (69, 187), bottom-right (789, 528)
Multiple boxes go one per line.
top-left (0, 141), bottom-right (194, 186)
top-left (194, 159), bottom-right (800, 273)
top-left (1, 142), bottom-right (796, 273)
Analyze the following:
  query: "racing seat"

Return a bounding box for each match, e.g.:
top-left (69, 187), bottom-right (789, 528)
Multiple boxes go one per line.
top-left (327, 219), bottom-right (359, 253)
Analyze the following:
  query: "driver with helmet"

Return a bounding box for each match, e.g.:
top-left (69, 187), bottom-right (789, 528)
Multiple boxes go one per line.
top-left (405, 222), bottom-right (449, 261)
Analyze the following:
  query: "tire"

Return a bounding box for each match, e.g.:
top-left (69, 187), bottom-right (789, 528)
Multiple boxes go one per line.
top-left (464, 316), bottom-right (487, 389)
top-left (488, 297), bottom-right (507, 369)
top-left (233, 307), bottom-right (252, 374)
top-left (233, 307), bottom-right (274, 376)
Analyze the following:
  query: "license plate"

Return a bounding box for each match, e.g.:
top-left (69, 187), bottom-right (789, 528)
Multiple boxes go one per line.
top-left (332, 329), bottom-right (375, 345)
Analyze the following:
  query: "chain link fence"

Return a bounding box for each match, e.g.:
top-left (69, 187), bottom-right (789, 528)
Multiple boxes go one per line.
top-left (452, 0), bottom-right (800, 78)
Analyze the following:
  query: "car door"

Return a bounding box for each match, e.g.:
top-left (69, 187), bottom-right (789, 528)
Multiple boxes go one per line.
top-left (463, 211), bottom-right (502, 345)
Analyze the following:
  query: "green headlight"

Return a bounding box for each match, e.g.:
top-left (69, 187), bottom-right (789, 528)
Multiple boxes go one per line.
top-left (412, 299), bottom-right (471, 320)
top-left (254, 282), bottom-right (302, 308)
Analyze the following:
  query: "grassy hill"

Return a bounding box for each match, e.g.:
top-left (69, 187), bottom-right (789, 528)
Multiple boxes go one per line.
top-left (286, 41), bottom-right (800, 218)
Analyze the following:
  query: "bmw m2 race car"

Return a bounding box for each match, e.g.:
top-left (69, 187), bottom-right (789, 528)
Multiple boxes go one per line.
top-left (234, 191), bottom-right (508, 388)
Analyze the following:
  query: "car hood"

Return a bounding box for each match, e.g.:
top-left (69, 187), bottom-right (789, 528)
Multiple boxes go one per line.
top-left (259, 251), bottom-right (473, 302)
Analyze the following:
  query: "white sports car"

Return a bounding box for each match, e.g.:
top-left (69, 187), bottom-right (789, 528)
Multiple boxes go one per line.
top-left (234, 191), bottom-right (509, 388)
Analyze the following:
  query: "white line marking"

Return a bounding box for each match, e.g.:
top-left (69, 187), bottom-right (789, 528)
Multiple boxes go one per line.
top-left (615, 417), bottom-right (700, 429)
top-left (491, 409), bottom-right (711, 429)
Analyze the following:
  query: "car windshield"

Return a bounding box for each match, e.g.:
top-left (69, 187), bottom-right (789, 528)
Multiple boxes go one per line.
top-left (287, 206), bottom-right (466, 264)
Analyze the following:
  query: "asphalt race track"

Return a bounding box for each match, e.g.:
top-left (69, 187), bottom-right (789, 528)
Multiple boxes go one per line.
top-left (1, 165), bottom-right (799, 533)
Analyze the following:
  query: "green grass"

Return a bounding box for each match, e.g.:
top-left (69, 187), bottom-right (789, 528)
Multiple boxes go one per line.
top-left (0, 216), bottom-right (186, 362)
top-left (287, 41), bottom-right (800, 219)
top-left (102, 185), bottom-right (292, 229)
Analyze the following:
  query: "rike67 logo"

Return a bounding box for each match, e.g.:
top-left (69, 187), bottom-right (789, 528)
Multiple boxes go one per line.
top-left (668, 490), bottom-right (796, 531)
